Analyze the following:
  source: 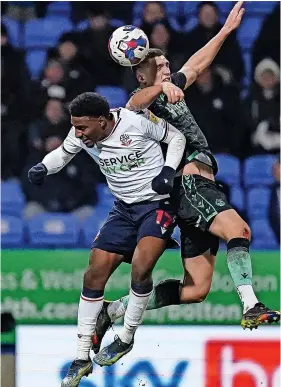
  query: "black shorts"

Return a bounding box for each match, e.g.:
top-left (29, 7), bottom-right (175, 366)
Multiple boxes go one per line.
top-left (91, 198), bottom-right (176, 255)
top-left (171, 174), bottom-right (233, 258)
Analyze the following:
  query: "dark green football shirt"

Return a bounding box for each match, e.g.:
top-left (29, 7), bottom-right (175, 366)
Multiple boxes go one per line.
top-left (132, 72), bottom-right (217, 173)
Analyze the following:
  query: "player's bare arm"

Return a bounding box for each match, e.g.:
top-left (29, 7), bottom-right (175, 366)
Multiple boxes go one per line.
top-left (179, 1), bottom-right (245, 89)
top-left (126, 82), bottom-right (184, 111)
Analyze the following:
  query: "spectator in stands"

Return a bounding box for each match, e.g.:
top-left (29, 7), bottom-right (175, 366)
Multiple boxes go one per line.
top-left (139, 2), bottom-right (167, 34)
top-left (28, 99), bottom-right (69, 152)
top-left (246, 58), bottom-right (280, 155)
top-left (252, 3), bottom-right (280, 73)
top-left (48, 32), bottom-right (94, 93)
top-left (21, 145), bottom-right (100, 220)
top-left (78, 7), bottom-right (124, 86)
top-left (184, 1), bottom-right (244, 85)
top-left (1, 23), bottom-right (31, 179)
top-left (4, 1), bottom-right (36, 20)
top-left (185, 67), bottom-right (248, 158)
top-left (32, 58), bottom-right (89, 115)
top-left (269, 158), bottom-right (280, 244)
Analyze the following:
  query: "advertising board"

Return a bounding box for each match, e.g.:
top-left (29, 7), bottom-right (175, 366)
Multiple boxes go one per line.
top-left (2, 250), bottom-right (280, 325)
top-left (17, 325), bottom-right (280, 387)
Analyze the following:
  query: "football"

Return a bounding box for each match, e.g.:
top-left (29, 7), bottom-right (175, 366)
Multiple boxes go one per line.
top-left (108, 25), bottom-right (149, 67)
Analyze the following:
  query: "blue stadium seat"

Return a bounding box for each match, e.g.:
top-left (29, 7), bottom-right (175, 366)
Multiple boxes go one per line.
top-left (182, 1), bottom-right (200, 16)
top-left (237, 16), bottom-right (263, 49)
top-left (2, 16), bottom-right (21, 47)
top-left (1, 215), bottom-right (24, 247)
top-left (82, 213), bottom-right (109, 247)
top-left (46, 1), bottom-right (71, 18)
top-left (230, 186), bottom-right (245, 213)
top-left (247, 187), bottom-right (270, 220)
top-left (95, 86), bottom-right (128, 108)
top-left (183, 16), bottom-right (198, 32)
top-left (244, 155), bottom-right (276, 187)
top-left (215, 1), bottom-right (233, 14)
top-left (25, 49), bottom-right (47, 79)
top-left (251, 219), bottom-right (279, 249)
top-left (27, 213), bottom-right (80, 247)
top-left (215, 154), bottom-right (241, 186)
top-left (1, 180), bottom-right (25, 217)
top-left (96, 184), bottom-right (115, 208)
top-left (25, 18), bottom-right (73, 48)
top-left (245, 1), bottom-right (276, 14)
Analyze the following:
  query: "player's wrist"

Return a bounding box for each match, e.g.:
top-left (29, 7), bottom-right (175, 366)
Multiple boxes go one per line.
top-left (161, 82), bottom-right (170, 94)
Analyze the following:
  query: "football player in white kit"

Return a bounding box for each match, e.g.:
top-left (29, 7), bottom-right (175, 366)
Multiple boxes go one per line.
top-left (28, 92), bottom-right (186, 386)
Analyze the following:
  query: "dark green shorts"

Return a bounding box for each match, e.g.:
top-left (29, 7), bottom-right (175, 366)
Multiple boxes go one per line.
top-left (171, 174), bottom-right (233, 258)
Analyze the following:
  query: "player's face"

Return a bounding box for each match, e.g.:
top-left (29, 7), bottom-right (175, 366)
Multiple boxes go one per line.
top-left (71, 116), bottom-right (106, 147)
top-left (153, 55), bottom-right (171, 85)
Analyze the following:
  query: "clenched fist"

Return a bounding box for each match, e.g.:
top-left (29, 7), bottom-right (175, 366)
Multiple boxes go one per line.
top-left (161, 82), bottom-right (184, 104)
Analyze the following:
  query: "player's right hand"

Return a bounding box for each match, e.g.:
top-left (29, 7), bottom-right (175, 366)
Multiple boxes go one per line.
top-left (28, 163), bottom-right (47, 185)
top-left (161, 82), bottom-right (184, 104)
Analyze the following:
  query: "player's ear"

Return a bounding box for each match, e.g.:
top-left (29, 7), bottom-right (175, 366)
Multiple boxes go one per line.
top-left (99, 116), bottom-right (107, 130)
top-left (136, 70), bottom-right (145, 83)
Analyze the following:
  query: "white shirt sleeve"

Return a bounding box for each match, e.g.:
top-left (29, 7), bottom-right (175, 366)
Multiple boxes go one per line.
top-left (136, 110), bottom-right (186, 170)
top-left (42, 127), bottom-right (82, 175)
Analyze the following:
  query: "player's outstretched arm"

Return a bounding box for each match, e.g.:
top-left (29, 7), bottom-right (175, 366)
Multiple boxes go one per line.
top-left (28, 128), bottom-right (82, 185)
top-left (126, 82), bottom-right (184, 111)
top-left (179, 1), bottom-right (245, 89)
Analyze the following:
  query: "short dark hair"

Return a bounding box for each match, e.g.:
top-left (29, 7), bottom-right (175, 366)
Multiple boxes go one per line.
top-left (69, 92), bottom-right (110, 118)
top-left (133, 48), bottom-right (165, 75)
top-left (197, 1), bottom-right (219, 14)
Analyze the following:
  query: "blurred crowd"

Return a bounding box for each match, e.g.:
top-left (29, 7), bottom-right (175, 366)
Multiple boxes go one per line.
top-left (1, 1), bottom-right (280, 219)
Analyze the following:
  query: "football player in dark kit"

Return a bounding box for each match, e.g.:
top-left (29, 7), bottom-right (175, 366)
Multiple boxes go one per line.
top-left (93, 2), bottom-right (280, 356)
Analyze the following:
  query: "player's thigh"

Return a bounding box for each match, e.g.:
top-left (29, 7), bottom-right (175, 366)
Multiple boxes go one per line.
top-left (84, 248), bottom-right (124, 289)
top-left (91, 202), bottom-right (137, 256)
top-left (179, 174), bottom-right (233, 233)
top-left (182, 252), bottom-right (216, 300)
top-left (209, 208), bottom-right (251, 242)
top-left (133, 199), bottom-right (176, 280)
top-left (131, 236), bottom-right (167, 282)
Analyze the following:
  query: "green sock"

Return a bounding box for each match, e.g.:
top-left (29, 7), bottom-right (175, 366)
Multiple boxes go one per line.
top-left (226, 238), bottom-right (252, 287)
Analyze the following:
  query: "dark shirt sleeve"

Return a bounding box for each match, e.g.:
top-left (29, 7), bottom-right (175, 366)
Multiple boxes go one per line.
top-left (171, 72), bottom-right (187, 90)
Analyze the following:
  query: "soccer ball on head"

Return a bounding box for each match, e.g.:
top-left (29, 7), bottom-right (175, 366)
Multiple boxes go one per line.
top-left (108, 25), bottom-right (149, 67)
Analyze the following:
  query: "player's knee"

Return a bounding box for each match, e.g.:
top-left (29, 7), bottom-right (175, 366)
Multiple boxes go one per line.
top-left (180, 284), bottom-right (210, 304)
top-left (242, 223), bottom-right (251, 241)
top-left (83, 266), bottom-right (105, 289)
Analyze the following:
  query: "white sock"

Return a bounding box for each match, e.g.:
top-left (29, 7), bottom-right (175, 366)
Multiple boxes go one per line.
top-left (77, 293), bottom-right (104, 360)
top-left (118, 288), bottom-right (152, 344)
top-left (107, 297), bottom-right (128, 322)
top-left (237, 284), bottom-right (259, 313)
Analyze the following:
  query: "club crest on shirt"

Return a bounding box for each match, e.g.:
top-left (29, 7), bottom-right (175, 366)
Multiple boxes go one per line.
top-left (120, 134), bottom-right (132, 146)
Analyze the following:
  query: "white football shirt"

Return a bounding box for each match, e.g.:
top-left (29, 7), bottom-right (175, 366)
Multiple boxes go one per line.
top-left (62, 108), bottom-right (170, 203)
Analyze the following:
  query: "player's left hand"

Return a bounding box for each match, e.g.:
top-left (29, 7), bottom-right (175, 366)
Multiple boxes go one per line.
top-left (152, 166), bottom-right (176, 195)
top-left (223, 1), bottom-right (245, 34)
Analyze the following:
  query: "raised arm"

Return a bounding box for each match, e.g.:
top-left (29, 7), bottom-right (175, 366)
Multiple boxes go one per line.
top-left (28, 128), bottom-right (82, 185)
top-left (179, 1), bottom-right (245, 89)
